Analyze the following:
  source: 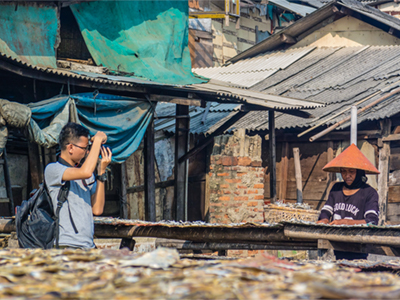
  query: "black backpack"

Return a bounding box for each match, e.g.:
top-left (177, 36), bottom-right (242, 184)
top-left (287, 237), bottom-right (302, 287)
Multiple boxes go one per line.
top-left (16, 158), bottom-right (76, 249)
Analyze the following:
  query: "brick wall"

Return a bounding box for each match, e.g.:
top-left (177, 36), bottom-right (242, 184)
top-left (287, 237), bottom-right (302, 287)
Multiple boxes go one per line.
top-left (207, 130), bottom-right (264, 224)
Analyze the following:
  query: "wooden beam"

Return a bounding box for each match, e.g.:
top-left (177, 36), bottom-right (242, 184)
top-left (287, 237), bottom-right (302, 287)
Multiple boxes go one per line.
top-left (175, 105), bottom-right (190, 221)
top-left (269, 110), bottom-right (277, 202)
top-left (318, 239), bottom-right (400, 256)
top-left (148, 94), bottom-right (202, 107)
top-left (378, 118), bottom-right (391, 225)
top-left (144, 116), bottom-right (156, 222)
top-left (178, 111), bottom-right (248, 163)
top-left (279, 142), bottom-right (289, 200)
top-left (120, 162), bottom-right (129, 219)
top-left (382, 133), bottom-right (400, 142)
top-left (293, 147), bottom-right (303, 204)
top-left (280, 33), bottom-right (297, 44)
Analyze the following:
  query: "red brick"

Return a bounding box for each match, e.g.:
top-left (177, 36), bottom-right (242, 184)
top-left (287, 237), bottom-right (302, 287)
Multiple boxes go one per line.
top-left (246, 190), bottom-right (258, 194)
top-left (214, 158), bottom-right (222, 165)
top-left (210, 203), bottom-right (222, 207)
top-left (213, 215), bottom-right (222, 219)
top-left (219, 196), bottom-right (230, 201)
top-left (223, 190), bottom-right (231, 194)
top-left (247, 201), bottom-right (259, 207)
top-left (234, 191), bottom-right (240, 195)
top-left (210, 208), bottom-right (216, 213)
top-left (237, 172), bottom-right (247, 177)
top-left (254, 184), bottom-right (264, 189)
top-left (209, 166), bottom-right (214, 170)
top-left (220, 184), bottom-right (229, 189)
top-left (226, 179), bottom-right (241, 183)
top-left (251, 161), bottom-right (262, 167)
top-left (221, 156), bottom-right (238, 166)
top-left (234, 196), bottom-right (249, 201)
top-left (237, 185), bottom-right (247, 189)
top-left (217, 172), bottom-right (230, 177)
top-left (254, 195), bottom-right (264, 200)
top-left (238, 157), bottom-right (252, 166)
top-left (224, 214), bottom-right (229, 219)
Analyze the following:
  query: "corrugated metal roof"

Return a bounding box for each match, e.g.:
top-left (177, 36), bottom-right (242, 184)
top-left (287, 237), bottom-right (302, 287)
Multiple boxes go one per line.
top-left (228, 0), bottom-right (400, 64)
top-left (154, 102), bottom-right (239, 134)
top-left (0, 51), bottom-right (323, 110)
top-left (193, 47), bottom-right (316, 88)
top-left (269, 0), bottom-right (316, 16)
top-left (169, 45), bottom-right (400, 135)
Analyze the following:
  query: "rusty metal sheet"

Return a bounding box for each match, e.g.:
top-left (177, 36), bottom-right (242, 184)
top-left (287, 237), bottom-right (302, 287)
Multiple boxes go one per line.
top-left (0, 2), bottom-right (59, 68)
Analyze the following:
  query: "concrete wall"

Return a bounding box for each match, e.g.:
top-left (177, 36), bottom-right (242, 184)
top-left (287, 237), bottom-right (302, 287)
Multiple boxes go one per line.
top-left (211, 5), bottom-right (273, 66)
top-left (207, 130), bottom-right (265, 224)
top-left (293, 15), bottom-right (400, 48)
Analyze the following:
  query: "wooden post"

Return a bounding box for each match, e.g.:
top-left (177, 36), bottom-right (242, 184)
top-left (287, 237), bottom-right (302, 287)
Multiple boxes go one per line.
top-left (28, 142), bottom-right (43, 190)
top-left (175, 105), bottom-right (189, 221)
top-left (144, 116), bottom-right (156, 222)
top-left (269, 110), bottom-right (277, 202)
top-left (279, 141), bottom-right (289, 200)
top-left (2, 149), bottom-right (14, 216)
top-left (120, 162), bottom-right (128, 219)
top-left (378, 118), bottom-right (391, 225)
top-left (293, 147), bottom-right (303, 204)
top-left (325, 141), bottom-right (336, 200)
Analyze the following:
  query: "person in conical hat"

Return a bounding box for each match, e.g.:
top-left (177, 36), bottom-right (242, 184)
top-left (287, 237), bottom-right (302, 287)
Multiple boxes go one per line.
top-left (317, 144), bottom-right (380, 260)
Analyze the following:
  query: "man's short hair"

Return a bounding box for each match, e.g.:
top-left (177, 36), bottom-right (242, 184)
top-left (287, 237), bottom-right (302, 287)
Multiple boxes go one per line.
top-left (59, 122), bottom-right (90, 150)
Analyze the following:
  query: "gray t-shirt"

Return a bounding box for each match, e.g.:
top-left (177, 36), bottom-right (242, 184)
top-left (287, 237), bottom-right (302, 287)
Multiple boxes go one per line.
top-left (44, 162), bottom-right (97, 248)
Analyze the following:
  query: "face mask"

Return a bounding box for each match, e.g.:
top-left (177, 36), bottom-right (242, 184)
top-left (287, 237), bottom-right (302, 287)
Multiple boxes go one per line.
top-left (343, 169), bottom-right (367, 190)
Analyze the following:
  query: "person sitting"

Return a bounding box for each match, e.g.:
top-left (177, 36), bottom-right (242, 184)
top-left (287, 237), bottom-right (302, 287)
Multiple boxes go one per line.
top-left (317, 143), bottom-right (379, 260)
top-left (44, 122), bottom-right (112, 249)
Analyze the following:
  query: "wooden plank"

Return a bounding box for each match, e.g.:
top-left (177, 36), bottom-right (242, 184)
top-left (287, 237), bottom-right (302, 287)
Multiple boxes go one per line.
top-left (269, 110), bottom-right (277, 202)
top-left (382, 133), bottom-right (400, 142)
top-left (144, 117), bottom-right (156, 222)
top-left (378, 119), bottom-right (391, 225)
top-left (293, 147), bottom-right (303, 204)
top-left (170, 98), bottom-right (202, 107)
top-left (28, 142), bottom-right (43, 190)
top-left (175, 105), bottom-right (189, 221)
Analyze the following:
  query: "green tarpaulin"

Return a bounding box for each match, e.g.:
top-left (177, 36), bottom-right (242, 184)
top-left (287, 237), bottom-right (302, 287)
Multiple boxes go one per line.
top-left (0, 2), bottom-right (58, 68)
top-left (70, 1), bottom-right (205, 85)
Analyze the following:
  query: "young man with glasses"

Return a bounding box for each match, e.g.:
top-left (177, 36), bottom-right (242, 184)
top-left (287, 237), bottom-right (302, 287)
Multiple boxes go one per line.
top-left (44, 122), bottom-right (112, 248)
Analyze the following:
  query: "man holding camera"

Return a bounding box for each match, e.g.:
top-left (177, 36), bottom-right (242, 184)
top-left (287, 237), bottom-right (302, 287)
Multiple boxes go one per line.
top-left (44, 122), bottom-right (112, 248)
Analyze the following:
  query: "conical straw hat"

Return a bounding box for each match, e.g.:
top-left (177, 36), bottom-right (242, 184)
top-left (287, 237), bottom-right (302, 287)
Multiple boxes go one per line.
top-left (322, 143), bottom-right (380, 174)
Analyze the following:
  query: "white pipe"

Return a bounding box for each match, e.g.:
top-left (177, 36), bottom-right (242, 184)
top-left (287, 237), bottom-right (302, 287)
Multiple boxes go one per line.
top-left (350, 106), bottom-right (357, 145)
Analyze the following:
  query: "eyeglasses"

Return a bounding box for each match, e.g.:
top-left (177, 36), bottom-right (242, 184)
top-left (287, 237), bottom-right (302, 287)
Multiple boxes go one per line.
top-left (71, 143), bottom-right (90, 151)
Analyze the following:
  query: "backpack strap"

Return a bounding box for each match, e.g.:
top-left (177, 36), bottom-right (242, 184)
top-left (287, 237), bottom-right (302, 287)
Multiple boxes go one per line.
top-left (54, 157), bottom-right (79, 248)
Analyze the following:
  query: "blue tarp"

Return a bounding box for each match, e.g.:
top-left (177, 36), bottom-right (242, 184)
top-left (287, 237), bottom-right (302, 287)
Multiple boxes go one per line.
top-left (70, 1), bottom-right (206, 85)
top-left (0, 2), bottom-right (58, 68)
top-left (29, 93), bottom-right (154, 163)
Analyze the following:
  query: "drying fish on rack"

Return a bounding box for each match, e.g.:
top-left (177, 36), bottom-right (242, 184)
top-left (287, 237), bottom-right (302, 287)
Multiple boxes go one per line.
top-left (0, 248), bottom-right (398, 299)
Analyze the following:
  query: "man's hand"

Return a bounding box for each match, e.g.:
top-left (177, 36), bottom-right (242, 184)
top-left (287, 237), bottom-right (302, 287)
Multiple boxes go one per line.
top-left (329, 219), bottom-right (366, 225)
top-left (98, 146), bottom-right (112, 174)
top-left (317, 219), bottom-right (329, 224)
top-left (92, 131), bottom-right (107, 144)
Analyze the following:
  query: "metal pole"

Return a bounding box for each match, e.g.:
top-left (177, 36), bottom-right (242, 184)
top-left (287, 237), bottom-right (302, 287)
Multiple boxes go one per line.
top-left (350, 106), bottom-right (357, 145)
